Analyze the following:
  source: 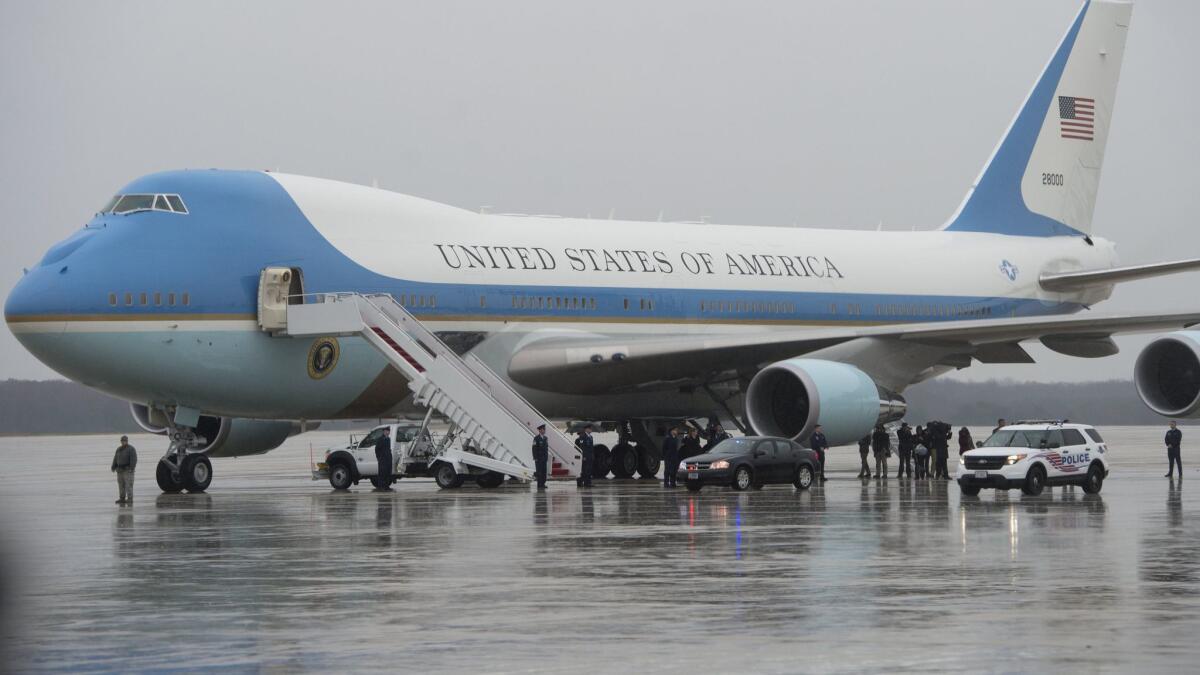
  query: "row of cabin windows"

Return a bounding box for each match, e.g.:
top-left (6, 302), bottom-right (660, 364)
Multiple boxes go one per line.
top-left (396, 294), bottom-right (436, 308)
top-left (699, 300), bottom-right (796, 314)
top-left (625, 298), bottom-right (654, 311)
top-left (108, 291), bottom-right (190, 307)
top-left (511, 296), bottom-right (598, 311)
top-left (874, 303), bottom-right (993, 318)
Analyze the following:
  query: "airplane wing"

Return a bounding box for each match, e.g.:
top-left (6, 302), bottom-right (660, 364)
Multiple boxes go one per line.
top-left (1039, 258), bottom-right (1200, 291)
top-left (507, 310), bottom-right (1200, 394)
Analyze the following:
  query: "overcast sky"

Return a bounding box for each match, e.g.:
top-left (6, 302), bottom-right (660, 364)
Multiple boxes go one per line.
top-left (1, 0), bottom-right (1197, 383)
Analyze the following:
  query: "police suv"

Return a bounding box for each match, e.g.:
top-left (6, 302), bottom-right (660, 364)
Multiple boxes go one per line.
top-left (955, 421), bottom-right (1109, 496)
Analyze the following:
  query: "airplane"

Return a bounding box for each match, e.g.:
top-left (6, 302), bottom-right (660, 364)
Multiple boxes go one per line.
top-left (7, 0), bottom-right (1200, 492)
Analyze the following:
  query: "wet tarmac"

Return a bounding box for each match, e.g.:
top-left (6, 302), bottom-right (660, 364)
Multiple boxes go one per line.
top-left (1, 426), bottom-right (1198, 673)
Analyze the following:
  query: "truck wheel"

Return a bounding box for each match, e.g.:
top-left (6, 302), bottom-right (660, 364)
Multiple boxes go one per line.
top-left (1081, 462), bottom-right (1104, 494)
top-left (591, 445), bottom-right (611, 479)
top-left (732, 466), bottom-right (753, 491)
top-left (960, 484), bottom-right (981, 496)
top-left (1021, 465), bottom-right (1046, 496)
top-left (476, 471), bottom-right (505, 489)
top-left (637, 448), bottom-right (661, 480)
top-left (685, 480), bottom-right (703, 492)
top-left (328, 461), bottom-right (353, 490)
top-left (434, 463), bottom-right (464, 489)
top-left (794, 465), bottom-right (814, 490)
top-left (181, 454), bottom-right (212, 493)
top-left (610, 443), bottom-right (637, 478)
top-left (156, 459), bottom-right (184, 493)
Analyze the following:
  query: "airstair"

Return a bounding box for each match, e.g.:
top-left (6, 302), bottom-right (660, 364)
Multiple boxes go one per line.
top-left (258, 273), bottom-right (580, 481)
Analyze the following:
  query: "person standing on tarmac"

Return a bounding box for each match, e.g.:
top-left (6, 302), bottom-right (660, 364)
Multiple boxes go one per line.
top-left (929, 422), bottom-right (952, 478)
top-left (681, 428), bottom-right (702, 462)
top-left (1165, 421), bottom-right (1183, 478)
top-left (871, 425), bottom-right (890, 479)
top-left (958, 427), bottom-right (975, 456)
top-left (857, 434), bottom-right (872, 479)
top-left (993, 418), bottom-right (1007, 435)
top-left (111, 435), bottom-right (137, 505)
top-left (896, 422), bottom-right (914, 479)
top-left (575, 424), bottom-right (595, 488)
top-left (532, 424), bottom-right (549, 490)
top-left (374, 427), bottom-right (393, 490)
top-left (705, 423), bottom-right (731, 450)
top-left (662, 427), bottom-right (681, 488)
top-left (810, 424), bottom-right (829, 482)
top-left (913, 426), bottom-right (929, 480)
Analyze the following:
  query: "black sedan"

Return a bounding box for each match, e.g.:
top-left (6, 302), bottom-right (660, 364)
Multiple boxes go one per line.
top-left (676, 436), bottom-right (820, 492)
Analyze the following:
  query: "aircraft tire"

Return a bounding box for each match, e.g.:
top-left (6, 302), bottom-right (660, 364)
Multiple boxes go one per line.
top-left (610, 443), bottom-right (637, 478)
top-left (591, 444), bottom-right (611, 479)
top-left (156, 459), bottom-right (184, 494)
top-left (181, 454), bottom-right (213, 493)
top-left (636, 447), bottom-right (661, 480)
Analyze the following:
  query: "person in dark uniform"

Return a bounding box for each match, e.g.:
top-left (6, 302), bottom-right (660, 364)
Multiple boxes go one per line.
top-left (706, 423), bottom-right (731, 449)
top-left (110, 435), bottom-right (137, 504)
top-left (810, 424), bottom-right (829, 482)
top-left (681, 428), bottom-right (702, 461)
top-left (662, 427), bottom-right (681, 488)
top-left (993, 418), bottom-right (1007, 435)
top-left (857, 434), bottom-right (872, 479)
top-left (532, 423), bottom-right (550, 489)
top-left (575, 424), bottom-right (594, 488)
top-left (896, 422), bottom-right (914, 479)
top-left (1165, 420), bottom-right (1183, 478)
top-left (374, 427), bottom-right (393, 490)
top-left (929, 421), bottom-right (952, 479)
top-left (871, 425), bottom-right (890, 479)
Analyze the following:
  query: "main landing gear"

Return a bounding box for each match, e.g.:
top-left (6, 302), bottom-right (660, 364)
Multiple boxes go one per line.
top-left (155, 427), bottom-right (213, 494)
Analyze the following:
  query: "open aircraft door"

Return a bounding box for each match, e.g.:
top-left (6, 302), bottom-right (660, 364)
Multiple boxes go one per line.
top-left (257, 266), bottom-right (304, 334)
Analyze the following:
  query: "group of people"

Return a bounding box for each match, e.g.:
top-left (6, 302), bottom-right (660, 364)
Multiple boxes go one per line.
top-left (531, 420), bottom-right (732, 489)
top-left (855, 421), bottom-right (974, 480)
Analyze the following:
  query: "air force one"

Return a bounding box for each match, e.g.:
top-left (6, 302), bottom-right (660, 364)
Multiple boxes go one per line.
top-left (6, 0), bottom-right (1200, 490)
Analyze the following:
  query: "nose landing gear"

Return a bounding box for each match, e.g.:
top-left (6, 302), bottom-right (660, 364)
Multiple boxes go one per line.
top-left (155, 427), bottom-right (214, 494)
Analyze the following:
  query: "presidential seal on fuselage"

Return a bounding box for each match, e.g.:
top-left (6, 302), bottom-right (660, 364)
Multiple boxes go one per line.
top-left (307, 337), bottom-right (340, 379)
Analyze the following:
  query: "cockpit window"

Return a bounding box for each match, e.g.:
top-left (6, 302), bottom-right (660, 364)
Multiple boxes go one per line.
top-left (112, 194), bottom-right (155, 214)
top-left (105, 193), bottom-right (188, 215)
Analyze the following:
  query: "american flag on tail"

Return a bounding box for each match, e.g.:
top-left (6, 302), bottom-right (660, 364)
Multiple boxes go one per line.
top-left (1058, 96), bottom-right (1095, 141)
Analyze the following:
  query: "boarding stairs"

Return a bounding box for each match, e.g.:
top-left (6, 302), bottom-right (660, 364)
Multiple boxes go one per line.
top-left (263, 285), bottom-right (581, 480)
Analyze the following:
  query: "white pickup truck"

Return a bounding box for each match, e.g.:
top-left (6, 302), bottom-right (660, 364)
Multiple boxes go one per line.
top-left (313, 422), bottom-right (507, 490)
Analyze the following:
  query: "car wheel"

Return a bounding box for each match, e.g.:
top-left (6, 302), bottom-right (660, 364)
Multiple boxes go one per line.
top-left (794, 464), bottom-right (814, 490)
top-left (328, 461), bottom-right (353, 490)
top-left (434, 462), bottom-right (464, 489)
top-left (1021, 465), bottom-right (1046, 496)
top-left (1081, 462), bottom-right (1104, 494)
top-left (685, 480), bottom-right (703, 492)
top-left (731, 466), bottom-right (753, 491)
top-left (592, 444), bottom-right (611, 479)
top-left (960, 484), bottom-right (981, 496)
top-left (476, 471), bottom-right (505, 489)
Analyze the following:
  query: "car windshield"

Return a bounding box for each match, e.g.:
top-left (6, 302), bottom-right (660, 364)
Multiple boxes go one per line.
top-left (982, 429), bottom-right (1064, 449)
top-left (707, 438), bottom-right (754, 455)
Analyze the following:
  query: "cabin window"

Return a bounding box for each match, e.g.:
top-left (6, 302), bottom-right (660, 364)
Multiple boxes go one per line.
top-left (139, 292), bottom-right (147, 306)
top-left (168, 292), bottom-right (176, 306)
top-left (108, 293), bottom-right (117, 307)
top-left (124, 292), bottom-right (133, 306)
top-left (154, 292), bottom-right (161, 306)
top-left (181, 292), bottom-right (190, 306)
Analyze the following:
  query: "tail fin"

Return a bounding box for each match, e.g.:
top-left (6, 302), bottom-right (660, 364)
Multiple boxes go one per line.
top-left (944, 1), bottom-right (1132, 237)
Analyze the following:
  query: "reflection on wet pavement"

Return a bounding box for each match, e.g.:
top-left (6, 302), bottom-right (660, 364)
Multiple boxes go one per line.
top-left (1, 426), bottom-right (1198, 672)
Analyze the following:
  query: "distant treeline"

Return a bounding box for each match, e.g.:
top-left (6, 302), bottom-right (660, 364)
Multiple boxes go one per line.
top-left (0, 377), bottom-right (1169, 435)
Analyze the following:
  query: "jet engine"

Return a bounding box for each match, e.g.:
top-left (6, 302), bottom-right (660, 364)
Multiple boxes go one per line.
top-left (129, 403), bottom-right (306, 457)
top-left (1134, 331), bottom-right (1200, 417)
top-left (744, 358), bottom-right (906, 446)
